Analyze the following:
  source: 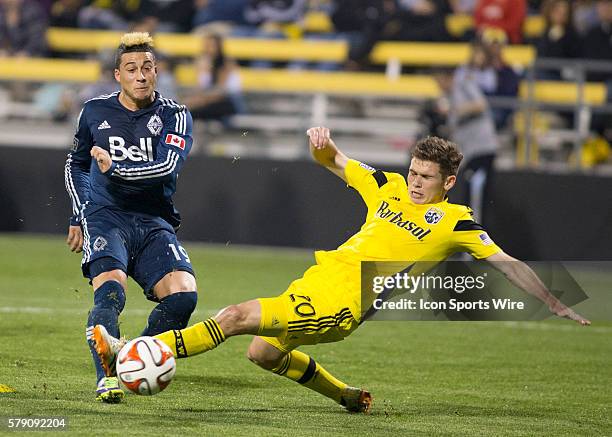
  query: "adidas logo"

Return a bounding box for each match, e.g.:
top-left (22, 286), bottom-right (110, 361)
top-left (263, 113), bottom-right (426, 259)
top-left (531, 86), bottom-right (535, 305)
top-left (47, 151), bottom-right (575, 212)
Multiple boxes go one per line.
top-left (98, 120), bottom-right (111, 130)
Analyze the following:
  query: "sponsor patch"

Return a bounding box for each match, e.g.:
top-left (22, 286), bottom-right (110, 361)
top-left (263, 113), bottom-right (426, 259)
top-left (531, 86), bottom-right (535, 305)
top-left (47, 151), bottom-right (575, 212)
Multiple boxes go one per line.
top-left (147, 114), bottom-right (163, 135)
top-left (165, 133), bottom-right (185, 150)
top-left (479, 233), bottom-right (494, 246)
top-left (71, 137), bottom-right (79, 152)
top-left (359, 162), bottom-right (375, 172)
top-left (93, 236), bottom-right (108, 252)
top-left (424, 207), bottom-right (444, 224)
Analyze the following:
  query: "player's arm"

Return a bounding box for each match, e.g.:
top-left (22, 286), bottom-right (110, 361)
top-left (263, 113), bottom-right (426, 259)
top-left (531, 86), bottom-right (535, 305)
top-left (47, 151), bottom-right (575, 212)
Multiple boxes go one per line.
top-left (307, 126), bottom-right (349, 182)
top-left (65, 108), bottom-right (93, 253)
top-left (485, 251), bottom-right (591, 326)
top-left (92, 107), bottom-right (193, 185)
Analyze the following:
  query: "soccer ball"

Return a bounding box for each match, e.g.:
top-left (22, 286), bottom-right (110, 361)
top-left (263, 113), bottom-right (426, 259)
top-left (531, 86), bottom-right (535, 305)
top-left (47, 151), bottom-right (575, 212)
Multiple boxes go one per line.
top-left (116, 336), bottom-right (176, 395)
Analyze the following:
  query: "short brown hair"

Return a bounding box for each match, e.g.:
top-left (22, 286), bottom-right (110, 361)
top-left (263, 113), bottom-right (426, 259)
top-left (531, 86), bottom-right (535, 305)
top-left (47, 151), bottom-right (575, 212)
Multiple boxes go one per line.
top-left (115, 32), bottom-right (155, 69)
top-left (412, 136), bottom-right (463, 178)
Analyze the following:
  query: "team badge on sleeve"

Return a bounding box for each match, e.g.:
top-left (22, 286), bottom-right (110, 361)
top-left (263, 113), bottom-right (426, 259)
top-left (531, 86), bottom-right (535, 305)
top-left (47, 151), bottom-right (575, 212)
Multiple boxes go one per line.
top-left (424, 207), bottom-right (444, 224)
top-left (93, 236), bottom-right (108, 252)
top-left (165, 134), bottom-right (185, 150)
top-left (479, 233), bottom-right (493, 246)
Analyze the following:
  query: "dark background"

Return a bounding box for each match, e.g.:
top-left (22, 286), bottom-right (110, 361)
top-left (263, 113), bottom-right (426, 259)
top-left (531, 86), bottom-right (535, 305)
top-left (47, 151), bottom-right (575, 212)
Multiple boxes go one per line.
top-left (2, 146), bottom-right (611, 260)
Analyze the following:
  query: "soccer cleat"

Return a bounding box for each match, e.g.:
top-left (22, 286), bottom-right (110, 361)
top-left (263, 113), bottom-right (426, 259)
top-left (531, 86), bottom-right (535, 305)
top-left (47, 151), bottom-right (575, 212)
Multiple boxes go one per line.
top-left (92, 325), bottom-right (126, 377)
top-left (340, 386), bottom-right (372, 413)
top-left (96, 377), bottom-right (124, 403)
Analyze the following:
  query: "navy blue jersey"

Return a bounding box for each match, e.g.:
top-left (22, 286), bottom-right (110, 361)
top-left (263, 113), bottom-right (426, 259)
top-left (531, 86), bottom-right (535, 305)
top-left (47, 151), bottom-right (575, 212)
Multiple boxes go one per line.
top-left (65, 91), bottom-right (193, 228)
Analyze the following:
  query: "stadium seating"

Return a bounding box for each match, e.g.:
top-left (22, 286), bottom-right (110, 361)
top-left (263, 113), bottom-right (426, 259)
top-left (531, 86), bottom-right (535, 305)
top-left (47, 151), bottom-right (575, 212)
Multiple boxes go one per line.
top-left (0, 57), bottom-right (606, 106)
top-left (46, 28), bottom-right (535, 67)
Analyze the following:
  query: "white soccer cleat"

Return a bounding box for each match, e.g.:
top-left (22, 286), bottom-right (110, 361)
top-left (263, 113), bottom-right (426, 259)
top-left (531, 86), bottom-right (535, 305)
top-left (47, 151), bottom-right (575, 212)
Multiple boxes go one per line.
top-left (91, 325), bottom-right (126, 377)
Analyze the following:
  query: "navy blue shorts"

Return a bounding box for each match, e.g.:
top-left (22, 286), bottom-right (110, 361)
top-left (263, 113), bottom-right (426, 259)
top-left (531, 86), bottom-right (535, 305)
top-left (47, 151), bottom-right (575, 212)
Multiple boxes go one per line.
top-left (80, 207), bottom-right (195, 301)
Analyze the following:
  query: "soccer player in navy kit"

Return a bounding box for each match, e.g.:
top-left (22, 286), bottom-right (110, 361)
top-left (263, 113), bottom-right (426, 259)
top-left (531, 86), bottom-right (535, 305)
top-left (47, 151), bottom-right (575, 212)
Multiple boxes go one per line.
top-left (64, 32), bottom-right (198, 403)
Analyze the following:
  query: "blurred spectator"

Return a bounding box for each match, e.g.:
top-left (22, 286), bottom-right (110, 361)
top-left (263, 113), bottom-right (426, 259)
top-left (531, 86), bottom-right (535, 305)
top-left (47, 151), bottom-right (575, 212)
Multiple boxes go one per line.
top-left (582, 0), bottom-right (612, 151)
top-left (50, 0), bottom-right (84, 27)
top-left (78, 0), bottom-right (139, 30)
top-left (244, 0), bottom-right (307, 27)
top-left (79, 51), bottom-right (119, 103)
top-left (573, 0), bottom-right (600, 35)
top-left (433, 67), bottom-right (499, 224)
top-left (454, 40), bottom-right (497, 94)
top-left (581, 0), bottom-right (612, 80)
top-left (449, 0), bottom-right (477, 13)
top-left (156, 53), bottom-right (179, 100)
top-left (332, 0), bottom-right (452, 70)
top-left (135, 0), bottom-right (195, 33)
top-left (481, 28), bottom-right (520, 128)
top-left (535, 0), bottom-right (580, 62)
top-left (192, 0), bottom-right (249, 31)
top-left (0, 0), bottom-right (48, 57)
top-left (385, 0), bottom-right (452, 42)
top-left (474, 0), bottom-right (526, 44)
top-left (181, 34), bottom-right (243, 122)
top-left (330, 0), bottom-right (391, 69)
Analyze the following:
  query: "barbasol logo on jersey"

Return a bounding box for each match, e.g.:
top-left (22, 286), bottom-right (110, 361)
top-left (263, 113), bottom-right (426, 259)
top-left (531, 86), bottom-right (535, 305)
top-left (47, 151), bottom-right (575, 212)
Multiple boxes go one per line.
top-left (165, 134), bottom-right (185, 150)
top-left (424, 207), bottom-right (444, 224)
top-left (109, 136), bottom-right (154, 162)
top-left (376, 201), bottom-right (431, 240)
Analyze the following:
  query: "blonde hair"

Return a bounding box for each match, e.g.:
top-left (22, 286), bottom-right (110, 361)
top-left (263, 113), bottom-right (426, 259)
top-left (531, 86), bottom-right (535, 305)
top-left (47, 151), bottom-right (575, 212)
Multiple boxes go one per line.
top-left (115, 32), bottom-right (155, 68)
top-left (120, 32), bottom-right (154, 48)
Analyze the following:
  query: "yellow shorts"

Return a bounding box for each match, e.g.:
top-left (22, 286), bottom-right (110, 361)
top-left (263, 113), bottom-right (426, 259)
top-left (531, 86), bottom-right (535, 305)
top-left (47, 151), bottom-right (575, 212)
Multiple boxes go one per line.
top-left (258, 265), bottom-right (360, 353)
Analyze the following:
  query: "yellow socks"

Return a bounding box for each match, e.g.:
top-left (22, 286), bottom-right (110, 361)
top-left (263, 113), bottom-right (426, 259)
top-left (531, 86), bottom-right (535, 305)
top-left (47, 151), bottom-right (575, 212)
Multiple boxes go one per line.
top-left (155, 319), bottom-right (225, 358)
top-left (271, 350), bottom-right (347, 403)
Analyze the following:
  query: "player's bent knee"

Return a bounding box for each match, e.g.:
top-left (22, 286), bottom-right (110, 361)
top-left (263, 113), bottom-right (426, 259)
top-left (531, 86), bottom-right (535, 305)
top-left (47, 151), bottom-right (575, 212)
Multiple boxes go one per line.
top-left (153, 271), bottom-right (197, 300)
top-left (92, 269), bottom-right (128, 290)
top-left (246, 342), bottom-right (285, 371)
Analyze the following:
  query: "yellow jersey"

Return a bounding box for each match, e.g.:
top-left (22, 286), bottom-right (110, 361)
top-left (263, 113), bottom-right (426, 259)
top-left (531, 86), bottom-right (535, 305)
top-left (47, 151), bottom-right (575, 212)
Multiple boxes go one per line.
top-left (294, 159), bottom-right (502, 320)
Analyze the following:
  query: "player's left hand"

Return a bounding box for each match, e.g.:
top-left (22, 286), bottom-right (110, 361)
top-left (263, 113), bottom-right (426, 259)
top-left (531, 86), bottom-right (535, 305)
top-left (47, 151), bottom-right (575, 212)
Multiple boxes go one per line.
top-left (552, 303), bottom-right (591, 326)
top-left (91, 146), bottom-right (112, 173)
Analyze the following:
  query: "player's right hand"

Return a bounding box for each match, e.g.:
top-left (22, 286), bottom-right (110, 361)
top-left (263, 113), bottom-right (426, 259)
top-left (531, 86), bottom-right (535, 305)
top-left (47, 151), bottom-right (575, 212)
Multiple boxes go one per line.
top-left (91, 146), bottom-right (112, 173)
top-left (306, 127), bottom-right (331, 150)
top-left (67, 225), bottom-right (83, 253)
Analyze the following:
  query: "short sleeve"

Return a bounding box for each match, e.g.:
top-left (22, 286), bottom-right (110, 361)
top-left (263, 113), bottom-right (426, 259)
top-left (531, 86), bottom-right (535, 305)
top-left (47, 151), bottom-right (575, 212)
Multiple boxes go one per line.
top-left (345, 159), bottom-right (389, 207)
top-left (451, 210), bottom-right (502, 259)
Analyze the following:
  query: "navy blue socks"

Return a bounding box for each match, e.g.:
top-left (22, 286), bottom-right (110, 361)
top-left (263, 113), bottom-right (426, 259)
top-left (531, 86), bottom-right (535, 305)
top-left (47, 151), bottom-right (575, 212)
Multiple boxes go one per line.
top-left (86, 280), bottom-right (126, 383)
top-left (141, 291), bottom-right (198, 336)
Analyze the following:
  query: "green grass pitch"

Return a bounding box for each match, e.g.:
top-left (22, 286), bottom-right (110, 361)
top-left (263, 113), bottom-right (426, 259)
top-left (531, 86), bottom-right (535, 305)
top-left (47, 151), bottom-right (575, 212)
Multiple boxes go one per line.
top-left (0, 234), bottom-right (610, 436)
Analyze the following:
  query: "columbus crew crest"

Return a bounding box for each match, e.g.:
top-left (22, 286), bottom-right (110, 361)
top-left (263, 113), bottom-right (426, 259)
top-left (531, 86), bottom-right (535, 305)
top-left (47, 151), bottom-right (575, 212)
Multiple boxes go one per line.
top-left (424, 207), bottom-right (444, 224)
top-left (147, 114), bottom-right (163, 135)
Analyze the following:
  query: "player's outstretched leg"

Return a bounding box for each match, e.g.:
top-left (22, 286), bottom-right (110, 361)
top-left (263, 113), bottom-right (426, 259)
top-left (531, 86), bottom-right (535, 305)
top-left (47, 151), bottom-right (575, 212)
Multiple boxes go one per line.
top-left (247, 337), bottom-right (372, 413)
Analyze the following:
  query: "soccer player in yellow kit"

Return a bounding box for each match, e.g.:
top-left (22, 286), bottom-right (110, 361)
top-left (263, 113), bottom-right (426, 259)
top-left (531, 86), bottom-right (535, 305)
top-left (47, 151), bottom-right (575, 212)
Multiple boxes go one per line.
top-left (93, 127), bottom-right (590, 413)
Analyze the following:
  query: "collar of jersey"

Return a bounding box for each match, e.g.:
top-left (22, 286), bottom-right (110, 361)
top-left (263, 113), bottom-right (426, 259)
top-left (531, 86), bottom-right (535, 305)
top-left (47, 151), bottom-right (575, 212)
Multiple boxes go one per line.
top-left (115, 91), bottom-right (161, 115)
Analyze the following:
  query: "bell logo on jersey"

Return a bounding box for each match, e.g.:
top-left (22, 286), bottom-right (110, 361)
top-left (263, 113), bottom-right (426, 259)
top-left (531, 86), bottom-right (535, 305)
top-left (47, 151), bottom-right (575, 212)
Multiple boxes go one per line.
top-left (109, 136), bottom-right (154, 162)
top-left (165, 134), bottom-right (185, 150)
